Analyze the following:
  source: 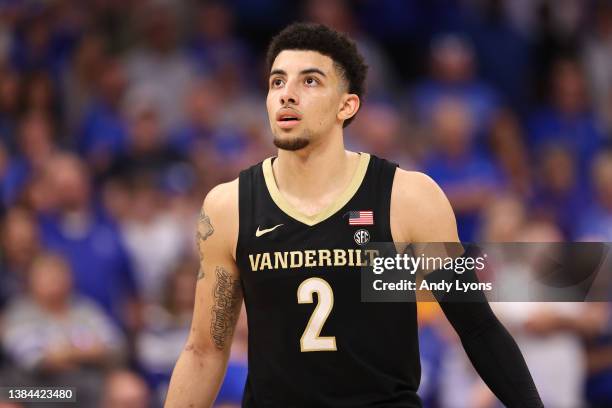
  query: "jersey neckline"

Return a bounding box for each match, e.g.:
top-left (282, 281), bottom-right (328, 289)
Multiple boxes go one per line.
top-left (261, 152), bottom-right (371, 227)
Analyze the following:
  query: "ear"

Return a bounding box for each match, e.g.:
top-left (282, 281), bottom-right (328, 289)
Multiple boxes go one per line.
top-left (337, 94), bottom-right (360, 123)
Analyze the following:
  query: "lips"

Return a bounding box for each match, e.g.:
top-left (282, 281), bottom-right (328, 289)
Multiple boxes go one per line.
top-left (276, 109), bottom-right (302, 129)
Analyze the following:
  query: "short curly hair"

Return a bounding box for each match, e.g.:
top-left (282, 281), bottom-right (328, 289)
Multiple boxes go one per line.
top-left (266, 22), bottom-right (368, 127)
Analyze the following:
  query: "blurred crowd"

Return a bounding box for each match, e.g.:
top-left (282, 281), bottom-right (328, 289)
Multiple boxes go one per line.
top-left (0, 0), bottom-right (611, 407)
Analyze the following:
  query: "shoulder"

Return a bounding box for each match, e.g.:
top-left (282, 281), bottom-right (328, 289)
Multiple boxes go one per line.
top-left (204, 178), bottom-right (239, 214)
top-left (392, 169), bottom-right (444, 202)
top-left (200, 178), bottom-right (239, 257)
top-left (390, 169), bottom-right (458, 243)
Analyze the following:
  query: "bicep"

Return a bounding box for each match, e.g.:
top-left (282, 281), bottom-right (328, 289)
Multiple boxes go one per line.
top-left (392, 170), bottom-right (459, 243)
top-left (410, 175), bottom-right (458, 243)
top-left (391, 171), bottom-right (461, 271)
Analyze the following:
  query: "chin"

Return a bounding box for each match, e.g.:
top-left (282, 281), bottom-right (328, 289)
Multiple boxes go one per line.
top-left (273, 135), bottom-right (310, 151)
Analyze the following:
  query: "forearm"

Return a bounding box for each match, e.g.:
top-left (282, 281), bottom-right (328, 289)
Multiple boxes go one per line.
top-left (451, 304), bottom-right (543, 408)
top-left (165, 344), bottom-right (228, 408)
top-left (426, 248), bottom-right (543, 408)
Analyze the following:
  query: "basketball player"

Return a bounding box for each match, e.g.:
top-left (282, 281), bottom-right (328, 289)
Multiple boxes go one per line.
top-left (165, 23), bottom-right (543, 407)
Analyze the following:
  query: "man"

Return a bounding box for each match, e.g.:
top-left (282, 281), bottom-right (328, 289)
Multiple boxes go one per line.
top-left (37, 153), bottom-right (138, 329)
top-left (166, 23), bottom-right (543, 407)
top-left (2, 252), bottom-right (125, 406)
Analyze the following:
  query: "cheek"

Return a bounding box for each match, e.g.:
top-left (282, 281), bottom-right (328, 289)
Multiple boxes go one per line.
top-left (266, 103), bottom-right (277, 128)
top-left (266, 93), bottom-right (276, 117)
top-left (308, 95), bottom-right (337, 127)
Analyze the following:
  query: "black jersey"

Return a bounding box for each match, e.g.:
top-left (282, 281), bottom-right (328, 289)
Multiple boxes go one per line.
top-left (236, 153), bottom-right (421, 408)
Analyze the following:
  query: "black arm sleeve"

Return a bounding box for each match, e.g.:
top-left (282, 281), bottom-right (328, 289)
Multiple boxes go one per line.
top-left (425, 247), bottom-right (544, 408)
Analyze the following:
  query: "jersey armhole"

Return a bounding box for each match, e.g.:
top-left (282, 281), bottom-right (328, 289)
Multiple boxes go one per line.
top-left (378, 160), bottom-right (398, 243)
top-left (236, 167), bottom-right (253, 263)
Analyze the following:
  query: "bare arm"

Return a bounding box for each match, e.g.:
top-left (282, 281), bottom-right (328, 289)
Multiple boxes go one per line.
top-left (165, 180), bottom-right (241, 408)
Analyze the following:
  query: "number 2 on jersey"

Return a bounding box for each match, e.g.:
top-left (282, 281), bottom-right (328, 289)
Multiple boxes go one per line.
top-left (297, 277), bottom-right (337, 352)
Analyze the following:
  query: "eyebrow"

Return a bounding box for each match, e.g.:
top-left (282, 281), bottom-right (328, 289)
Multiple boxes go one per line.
top-left (300, 68), bottom-right (326, 77)
top-left (269, 68), bottom-right (327, 78)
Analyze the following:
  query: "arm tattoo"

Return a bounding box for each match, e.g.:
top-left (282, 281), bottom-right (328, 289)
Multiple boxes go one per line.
top-left (196, 207), bottom-right (214, 280)
top-left (210, 266), bottom-right (242, 350)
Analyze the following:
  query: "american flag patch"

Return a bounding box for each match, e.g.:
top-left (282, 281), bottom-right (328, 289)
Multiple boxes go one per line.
top-left (348, 210), bottom-right (374, 225)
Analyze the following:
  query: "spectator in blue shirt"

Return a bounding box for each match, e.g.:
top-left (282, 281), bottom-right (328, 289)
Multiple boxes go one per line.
top-left (187, 1), bottom-right (253, 80)
top-left (78, 58), bottom-right (129, 178)
top-left (578, 149), bottom-right (612, 241)
top-left (527, 57), bottom-right (605, 184)
top-left (106, 99), bottom-right (185, 188)
top-left (411, 33), bottom-right (501, 145)
top-left (37, 153), bottom-right (139, 329)
top-left (9, 7), bottom-right (59, 75)
top-left (467, 0), bottom-right (530, 113)
top-left (531, 145), bottom-right (588, 239)
top-left (422, 98), bottom-right (504, 241)
top-left (168, 79), bottom-right (219, 159)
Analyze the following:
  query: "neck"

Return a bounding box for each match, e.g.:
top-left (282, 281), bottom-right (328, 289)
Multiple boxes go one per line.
top-left (273, 131), bottom-right (358, 205)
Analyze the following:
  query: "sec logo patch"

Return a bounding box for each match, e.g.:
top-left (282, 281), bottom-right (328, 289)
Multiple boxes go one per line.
top-left (354, 229), bottom-right (370, 245)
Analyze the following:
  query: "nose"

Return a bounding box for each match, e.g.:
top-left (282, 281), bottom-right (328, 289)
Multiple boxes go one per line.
top-left (279, 82), bottom-right (299, 106)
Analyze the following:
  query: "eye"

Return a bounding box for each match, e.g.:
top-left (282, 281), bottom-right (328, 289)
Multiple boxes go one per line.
top-left (304, 77), bottom-right (319, 86)
top-left (271, 78), bottom-right (284, 88)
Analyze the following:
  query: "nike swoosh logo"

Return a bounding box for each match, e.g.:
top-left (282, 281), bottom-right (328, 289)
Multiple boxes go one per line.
top-left (255, 224), bottom-right (284, 237)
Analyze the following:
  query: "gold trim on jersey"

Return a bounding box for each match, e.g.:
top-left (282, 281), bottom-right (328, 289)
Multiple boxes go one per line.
top-left (262, 152), bottom-right (371, 226)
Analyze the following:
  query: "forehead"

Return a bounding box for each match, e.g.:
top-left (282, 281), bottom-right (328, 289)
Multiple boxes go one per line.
top-left (271, 50), bottom-right (337, 78)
